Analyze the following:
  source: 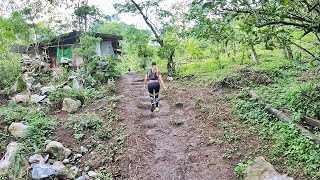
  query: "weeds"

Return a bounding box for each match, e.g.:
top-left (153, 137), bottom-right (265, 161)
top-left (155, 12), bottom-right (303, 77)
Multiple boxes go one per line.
top-left (219, 121), bottom-right (241, 159)
top-left (234, 160), bottom-right (253, 179)
top-left (72, 112), bottom-right (102, 139)
top-left (235, 94), bottom-right (320, 178)
top-left (170, 119), bottom-right (184, 126)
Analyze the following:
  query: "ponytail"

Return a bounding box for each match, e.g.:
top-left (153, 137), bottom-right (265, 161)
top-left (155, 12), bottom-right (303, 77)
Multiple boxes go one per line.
top-left (152, 65), bottom-right (158, 74)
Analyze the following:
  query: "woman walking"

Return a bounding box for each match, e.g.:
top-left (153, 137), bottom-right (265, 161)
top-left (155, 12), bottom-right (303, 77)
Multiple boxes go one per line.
top-left (144, 62), bottom-right (166, 112)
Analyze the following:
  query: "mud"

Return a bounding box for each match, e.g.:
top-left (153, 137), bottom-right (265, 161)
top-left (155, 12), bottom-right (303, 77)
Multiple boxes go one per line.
top-left (115, 72), bottom-right (237, 180)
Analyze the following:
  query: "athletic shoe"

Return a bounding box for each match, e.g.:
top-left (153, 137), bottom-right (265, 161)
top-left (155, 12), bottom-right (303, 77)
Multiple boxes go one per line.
top-left (155, 107), bottom-right (159, 112)
top-left (151, 104), bottom-right (155, 112)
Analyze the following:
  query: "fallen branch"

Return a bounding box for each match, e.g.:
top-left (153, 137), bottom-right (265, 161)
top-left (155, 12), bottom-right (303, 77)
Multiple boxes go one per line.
top-left (283, 109), bottom-right (320, 129)
top-left (249, 91), bottom-right (320, 145)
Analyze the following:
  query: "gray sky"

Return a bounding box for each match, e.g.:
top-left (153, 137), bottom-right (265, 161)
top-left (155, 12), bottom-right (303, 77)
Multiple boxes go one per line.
top-left (88, 0), bottom-right (150, 29)
top-left (88, 0), bottom-right (190, 30)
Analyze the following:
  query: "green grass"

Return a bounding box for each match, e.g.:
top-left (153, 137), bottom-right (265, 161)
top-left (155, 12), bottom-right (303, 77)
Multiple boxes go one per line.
top-left (235, 95), bottom-right (320, 178)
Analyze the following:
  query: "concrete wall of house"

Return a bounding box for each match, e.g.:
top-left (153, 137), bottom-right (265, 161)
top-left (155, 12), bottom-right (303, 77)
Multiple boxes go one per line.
top-left (96, 42), bottom-right (101, 57)
top-left (72, 44), bottom-right (83, 67)
top-left (100, 41), bottom-right (113, 58)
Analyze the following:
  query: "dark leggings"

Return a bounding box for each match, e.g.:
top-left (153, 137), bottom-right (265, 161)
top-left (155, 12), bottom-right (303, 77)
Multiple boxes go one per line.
top-left (148, 82), bottom-right (160, 107)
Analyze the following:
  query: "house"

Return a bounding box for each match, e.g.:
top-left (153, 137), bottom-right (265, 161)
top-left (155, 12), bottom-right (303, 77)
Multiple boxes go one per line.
top-left (15, 30), bottom-right (123, 69)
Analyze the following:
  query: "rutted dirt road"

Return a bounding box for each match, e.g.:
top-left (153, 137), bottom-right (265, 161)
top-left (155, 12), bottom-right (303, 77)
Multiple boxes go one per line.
top-left (114, 72), bottom-right (245, 180)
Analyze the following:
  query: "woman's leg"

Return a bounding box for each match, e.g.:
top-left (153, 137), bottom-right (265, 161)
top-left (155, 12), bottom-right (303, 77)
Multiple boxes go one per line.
top-left (154, 82), bottom-right (160, 108)
top-left (147, 83), bottom-right (155, 111)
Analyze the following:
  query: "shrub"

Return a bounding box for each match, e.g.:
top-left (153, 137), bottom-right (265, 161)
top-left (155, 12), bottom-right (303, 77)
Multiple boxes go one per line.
top-left (0, 58), bottom-right (21, 92)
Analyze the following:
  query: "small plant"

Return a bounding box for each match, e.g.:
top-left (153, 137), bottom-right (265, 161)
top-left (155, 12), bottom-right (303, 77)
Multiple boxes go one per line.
top-left (97, 168), bottom-right (113, 180)
top-left (0, 103), bottom-right (45, 124)
top-left (173, 101), bottom-right (184, 108)
top-left (94, 125), bottom-right (114, 140)
top-left (73, 112), bottom-right (102, 139)
top-left (23, 116), bottom-right (55, 150)
top-left (170, 119), bottom-right (184, 126)
top-left (235, 160), bottom-right (253, 179)
top-left (74, 133), bottom-right (85, 140)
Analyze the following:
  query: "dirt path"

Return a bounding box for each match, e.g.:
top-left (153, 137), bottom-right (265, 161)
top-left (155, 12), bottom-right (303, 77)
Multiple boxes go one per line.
top-left (115, 72), bottom-right (238, 180)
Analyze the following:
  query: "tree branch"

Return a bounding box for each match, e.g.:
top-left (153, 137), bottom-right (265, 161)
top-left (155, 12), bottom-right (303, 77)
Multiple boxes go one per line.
top-left (130, 0), bottom-right (163, 46)
top-left (257, 21), bottom-right (310, 29)
top-left (279, 37), bottom-right (316, 59)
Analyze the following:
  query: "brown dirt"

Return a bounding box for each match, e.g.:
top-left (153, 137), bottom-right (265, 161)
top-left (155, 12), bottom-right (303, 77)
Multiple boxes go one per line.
top-left (114, 72), bottom-right (260, 179)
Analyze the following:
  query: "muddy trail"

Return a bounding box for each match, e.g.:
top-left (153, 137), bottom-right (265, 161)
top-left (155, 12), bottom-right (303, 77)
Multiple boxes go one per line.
top-left (114, 72), bottom-right (253, 180)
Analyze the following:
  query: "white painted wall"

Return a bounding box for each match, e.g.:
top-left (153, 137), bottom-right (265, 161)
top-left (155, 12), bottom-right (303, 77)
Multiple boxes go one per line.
top-left (96, 42), bottom-right (101, 57)
top-left (100, 41), bottom-right (113, 58)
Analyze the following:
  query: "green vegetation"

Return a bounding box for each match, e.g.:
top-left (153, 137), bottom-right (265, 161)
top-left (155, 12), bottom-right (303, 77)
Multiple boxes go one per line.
top-left (235, 94), bottom-right (320, 178)
top-left (0, 0), bottom-right (319, 179)
top-left (235, 160), bottom-right (253, 179)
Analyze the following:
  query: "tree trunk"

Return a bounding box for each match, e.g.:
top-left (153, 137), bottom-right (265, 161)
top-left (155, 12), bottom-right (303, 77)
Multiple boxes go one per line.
top-left (285, 45), bottom-right (293, 60)
top-left (84, 17), bottom-right (87, 32)
top-left (249, 91), bottom-right (320, 145)
top-left (250, 45), bottom-right (259, 65)
top-left (167, 49), bottom-right (175, 76)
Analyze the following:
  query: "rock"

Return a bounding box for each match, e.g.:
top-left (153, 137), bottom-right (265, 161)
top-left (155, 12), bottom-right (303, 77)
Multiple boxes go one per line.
top-left (32, 162), bottom-right (76, 179)
top-left (31, 94), bottom-right (46, 103)
top-left (31, 163), bottom-right (56, 179)
top-left (76, 175), bottom-right (90, 180)
top-left (8, 122), bottom-right (28, 138)
top-left (0, 142), bottom-right (21, 173)
top-left (62, 98), bottom-right (81, 113)
top-left (29, 154), bottom-right (45, 164)
top-left (64, 148), bottom-right (72, 159)
top-left (88, 170), bottom-right (98, 177)
top-left (69, 76), bottom-right (77, 80)
top-left (47, 159), bottom-right (56, 164)
top-left (84, 165), bottom-right (90, 172)
top-left (26, 82), bottom-right (32, 91)
top-left (33, 83), bottom-right (43, 90)
top-left (46, 141), bottom-right (67, 161)
top-left (40, 86), bottom-right (55, 95)
top-left (13, 75), bottom-right (27, 93)
top-left (24, 74), bottom-right (35, 84)
top-left (63, 85), bottom-right (72, 90)
top-left (44, 154), bottom-right (50, 162)
top-left (70, 166), bottom-right (79, 176)
top-left (166, 76), bottom-right (173, 81)
top-left (245, 156), bottom-right (293, 180)
top-left (75, 154), bottom-right (82, 158)
top-left (72, 79), bottom-right (80, 89)
top-left (13, 94), bottom-right (30, 103)
top-left (62, 159), bottom-right (70, 164)
top-left (80, 146), bottom-right (88, 154)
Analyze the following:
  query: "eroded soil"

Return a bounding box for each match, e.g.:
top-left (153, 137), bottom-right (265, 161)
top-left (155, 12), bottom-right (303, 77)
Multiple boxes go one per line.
top-left (115, 72), bottom-right (259, 179)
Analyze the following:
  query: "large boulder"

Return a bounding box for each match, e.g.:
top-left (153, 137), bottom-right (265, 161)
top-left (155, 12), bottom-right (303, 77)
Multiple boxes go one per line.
top-left (8, 122), bottom-right (28, 138)
top-left (62, 98), bottom-right (81, 113)
top-left (245, 156), bottom-right (293, 180)
top-left (45, 141), bottom-right (71, 161)
top-left (0, 142), bottom-right (21, 173)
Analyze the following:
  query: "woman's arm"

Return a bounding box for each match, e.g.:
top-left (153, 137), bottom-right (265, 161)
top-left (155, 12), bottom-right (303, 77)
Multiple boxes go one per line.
top-left (159, 75), bottom-right (166, 89)
top-left (144, 74), bottom-right (148, 89)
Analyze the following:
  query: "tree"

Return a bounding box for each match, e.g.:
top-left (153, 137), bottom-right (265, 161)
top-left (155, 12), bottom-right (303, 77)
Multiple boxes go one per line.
top-left (74, 1), bottom-right (100, 32)
top-left (0, 18), bottom-right (16, 59)
top-left (114, 0), bottom-right (179, 76)
top-left (193, 0), bottom-right (319, 59)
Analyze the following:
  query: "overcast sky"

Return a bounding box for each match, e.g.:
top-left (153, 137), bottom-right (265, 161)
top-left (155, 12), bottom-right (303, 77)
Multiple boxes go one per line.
top-left (88, 0), bottom-right (189, 30)
top-left (88, 0), bottom-right (151, 29)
